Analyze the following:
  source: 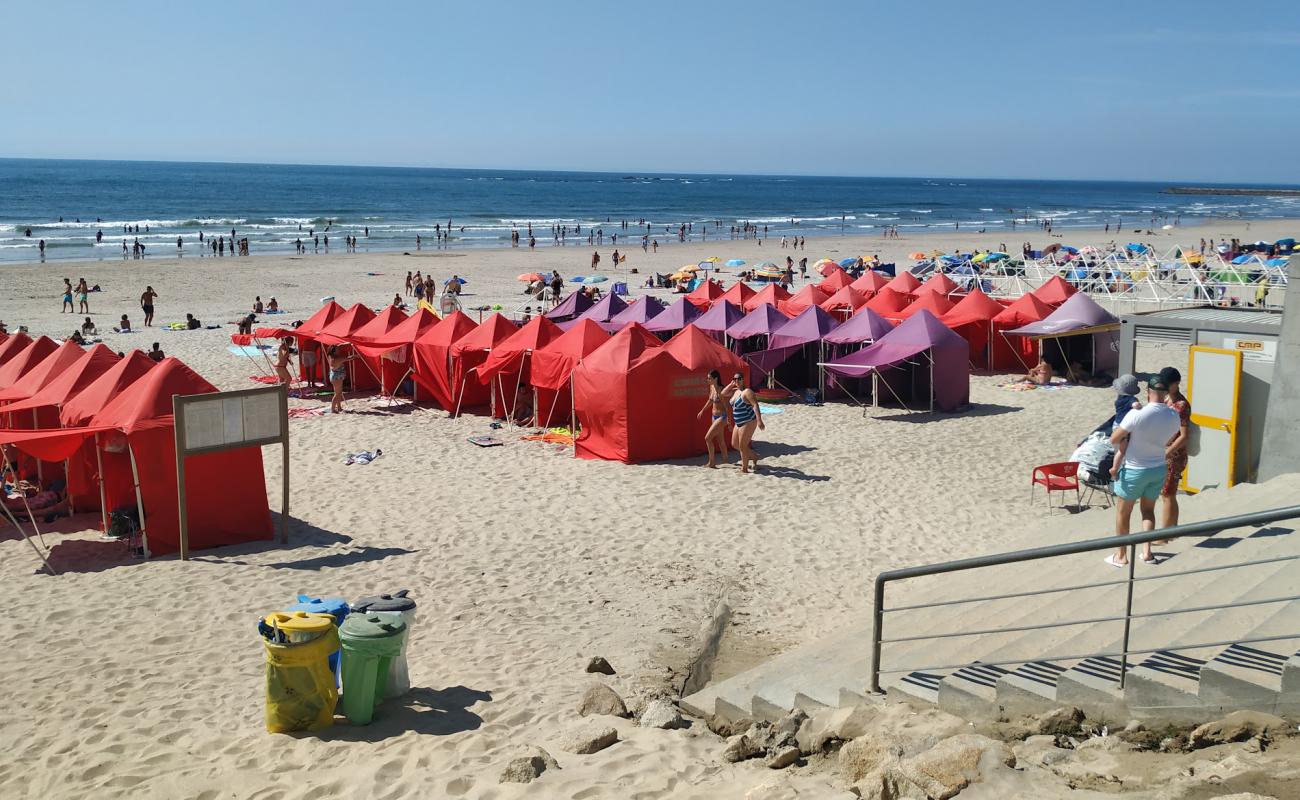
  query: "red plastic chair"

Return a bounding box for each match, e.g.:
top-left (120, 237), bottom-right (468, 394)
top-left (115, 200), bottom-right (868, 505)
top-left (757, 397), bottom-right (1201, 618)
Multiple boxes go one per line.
top-left (1031, 462), bottom-right (1080, 513)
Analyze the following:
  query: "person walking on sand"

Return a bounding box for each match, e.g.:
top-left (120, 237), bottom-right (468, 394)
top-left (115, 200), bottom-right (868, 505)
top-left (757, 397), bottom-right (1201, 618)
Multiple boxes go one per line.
top-left (728, 371), bottom-right (764, 474)
top-left (326, 345), bottom-right (353, 413)
top-left (274, 339), bottom-right (295, 386)
top-left (1107, 374), bottom-right (1180, 567)
top-left (77, 278), bottom-right (90, 314)
top-left (697, 370), bottom-right (733, 468)
top-left (140, 286), bottom-right (158, 327)
top-left (61, 279), bottom-right (74, 313)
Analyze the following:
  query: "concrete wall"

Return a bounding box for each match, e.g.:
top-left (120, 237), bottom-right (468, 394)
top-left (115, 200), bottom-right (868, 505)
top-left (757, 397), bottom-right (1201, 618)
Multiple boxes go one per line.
top-left (1259, 288), bottom-right (1300, 480)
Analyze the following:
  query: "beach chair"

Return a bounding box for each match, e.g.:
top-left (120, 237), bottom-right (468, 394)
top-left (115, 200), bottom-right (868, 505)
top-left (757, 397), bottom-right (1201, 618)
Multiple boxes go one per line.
top-left (1030, 462), bottom-right (1080, 514)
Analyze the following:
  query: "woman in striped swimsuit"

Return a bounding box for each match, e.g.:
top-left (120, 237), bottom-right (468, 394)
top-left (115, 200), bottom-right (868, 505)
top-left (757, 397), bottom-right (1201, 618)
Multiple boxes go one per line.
top-left (728, 372), bottom-right (764, 474)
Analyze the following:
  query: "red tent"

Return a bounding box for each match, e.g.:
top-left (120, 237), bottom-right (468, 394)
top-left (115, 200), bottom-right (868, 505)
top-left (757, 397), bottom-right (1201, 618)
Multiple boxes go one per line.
top-left (60, 351), bottom-right (156, 427)
top-left (941, 288), bottom-right (1006, 369)
top-left (991, 293), bottom-right (1054, 370)
top-left (0, 331), bottom-right (34, 369)
top-left (895, 291), bottom-right (954, 322)
top-left (778, 284), bottom-right (829, 316)
top-left (0, 340), bottom-right (87, 404)
top-left (527, 319), bottom-right (613, 427)
top-left (477, 316), bottom-right (562, 419)
top-left (685, 279), bottom-right (724, 310)
top-left (865, 286), bottom-right (911, 317)
top-left (743, 283), bottom-right (792, 313)
top-left (448, 313), bottom-right (517, 414)
top-left (0, 344), bottom-right (120, 416)
top-left (819, 286), bottom-right (867, 318)
top-left (1033, 275), bottom-right (1078, 307)
top-left (850, 271), bottom-right (890, 296)
top-left (576, 323), bottom-right (719, 464)
top-left (346, 304), bottom-right (410, 393)
top-left (914, 272), bottom-right (959, 299)
top-left (350, 307), bottom-right (439, 398)
top-left (0, 336), bottom-right (58, 389)
top-left (314, 303), bottom-right (379, 389)
top-left (720, 281), bottom-right (756, 307)
top-left (815, 267), bottom-right (854, 294)
top-left (662, 324), bottom-right (747, 376)
top-left (87, 357), bottom-right (272, 556)
top-left (411, 311), bottom-right (477, 411)
top-left (289, 300), bottom-right (345, 383)
top-left (885, 271), bottom-right (921, 296)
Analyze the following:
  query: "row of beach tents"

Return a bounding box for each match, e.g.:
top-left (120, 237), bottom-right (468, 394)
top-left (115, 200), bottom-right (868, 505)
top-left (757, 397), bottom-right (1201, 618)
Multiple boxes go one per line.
top-left (0, 333), bottom-right (272, 557)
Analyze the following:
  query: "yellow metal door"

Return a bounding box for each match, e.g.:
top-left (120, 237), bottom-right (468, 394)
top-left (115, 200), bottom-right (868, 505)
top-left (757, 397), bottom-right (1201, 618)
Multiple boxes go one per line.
top-left (1182, 346), bottom-right (1242, 493)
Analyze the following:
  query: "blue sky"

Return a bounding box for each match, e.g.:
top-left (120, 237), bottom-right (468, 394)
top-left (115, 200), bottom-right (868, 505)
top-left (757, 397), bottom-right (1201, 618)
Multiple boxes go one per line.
top-left (3, 0), bottom-right (1298, 182)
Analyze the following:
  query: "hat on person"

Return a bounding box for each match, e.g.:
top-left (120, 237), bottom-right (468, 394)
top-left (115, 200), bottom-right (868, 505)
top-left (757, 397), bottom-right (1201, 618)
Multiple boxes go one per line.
top-left (1148, 374), bottom-right (1170, 392)
top-left (1112, 374), bottom-right (1140, 395)
top-left (1158, 366), bottom-right (1182, 385)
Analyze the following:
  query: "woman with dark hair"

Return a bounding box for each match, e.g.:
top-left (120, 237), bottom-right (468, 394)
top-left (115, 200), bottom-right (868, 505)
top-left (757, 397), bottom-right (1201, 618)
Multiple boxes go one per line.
top-left (728, 371), bottom-right (764, 474)
top-left (696, 369), bottom-right (732, 468)
top-left (326, 345), bottom-right (353, 413)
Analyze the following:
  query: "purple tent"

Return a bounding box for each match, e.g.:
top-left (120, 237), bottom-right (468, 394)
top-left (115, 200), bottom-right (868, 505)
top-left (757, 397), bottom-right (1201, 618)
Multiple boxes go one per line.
top-left (823, 307), bottom-right (894, 345)
top-left (557, 293), bottom-right (629, 331)
top-left (822, 310), bottom-right (970, 411)
top-left (726, 303), bottom-right (790, 340)
top-left (1005, 293), bottom-right (1120, 376)
top-left (769, 305), bottom-right (839, 349)
top-left (608, 296), bottom-right (665, 326)
top-left (643, 297), bottom-right (701, 334)
top-left (545, 291), bottom-right (594, 321)
top-left (693, 300), bottom-right (745, 338)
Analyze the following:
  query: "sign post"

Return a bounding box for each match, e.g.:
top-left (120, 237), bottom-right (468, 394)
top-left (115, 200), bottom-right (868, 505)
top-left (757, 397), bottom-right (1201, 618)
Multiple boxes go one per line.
top-left (173, 384), bottom-right (289, 560)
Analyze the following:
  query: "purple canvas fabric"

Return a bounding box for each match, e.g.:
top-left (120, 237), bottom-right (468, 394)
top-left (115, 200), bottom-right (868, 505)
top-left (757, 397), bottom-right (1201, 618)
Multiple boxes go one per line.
top-left (573, 292), bottom-right (629, 323)
top-left (823, 307), bottom-right (893, 345)
top-left (744, 345), bottom-right (805, 376)
top-left (822, 310), bottom-right (969, 411)
top-left (1005, 293), bottom-right (1117, 336)
top-left (769, 305), bottom-right (838, 349)
top-left (545, 291), bottom-right (593, 321)
top-left (609, 296), bottom-right (665, 326)
top-left (693, 300), bottom-right (744, 335)
top-left (643, 297), bottom-right (701, 333)
top-left (725, 303), bottom-right (790, 339)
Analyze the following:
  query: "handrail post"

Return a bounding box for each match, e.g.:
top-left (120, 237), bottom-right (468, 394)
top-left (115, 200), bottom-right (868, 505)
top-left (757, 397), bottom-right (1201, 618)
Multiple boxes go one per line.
top-left (1119, 543), bottom-right (1136, 689)
top-left (870, 575), bottom-right (886, 694)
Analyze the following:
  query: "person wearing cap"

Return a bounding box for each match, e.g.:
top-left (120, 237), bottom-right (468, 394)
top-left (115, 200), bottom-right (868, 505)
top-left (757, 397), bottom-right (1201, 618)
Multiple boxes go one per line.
top-left (1111, 374), bottom-right (1141, 431)
top-left (1107, 374), bottom-right (1181, 567)
top-left (1159, 366), bottom-right (1191, 530)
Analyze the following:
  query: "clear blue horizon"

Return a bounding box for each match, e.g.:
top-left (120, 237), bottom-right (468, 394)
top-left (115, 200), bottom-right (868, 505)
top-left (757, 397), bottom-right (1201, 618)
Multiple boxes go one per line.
top-left (3, 1), bottom-right (1299, 183)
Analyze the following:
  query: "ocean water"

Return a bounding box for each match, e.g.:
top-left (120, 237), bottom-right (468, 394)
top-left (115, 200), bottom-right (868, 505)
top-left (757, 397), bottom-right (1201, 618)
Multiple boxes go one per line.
top-left (2, 158), bottom-right (1299, 264)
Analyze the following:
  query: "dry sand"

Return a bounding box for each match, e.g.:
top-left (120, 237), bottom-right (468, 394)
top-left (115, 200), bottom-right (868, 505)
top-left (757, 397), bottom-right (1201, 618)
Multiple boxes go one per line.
top-left (0, 217), bottom-right (1293, 798)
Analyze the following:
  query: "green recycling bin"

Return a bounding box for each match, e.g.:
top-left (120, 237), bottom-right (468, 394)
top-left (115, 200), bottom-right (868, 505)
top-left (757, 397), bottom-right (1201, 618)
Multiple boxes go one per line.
top-left (339, 613), bottom-right (407, 725)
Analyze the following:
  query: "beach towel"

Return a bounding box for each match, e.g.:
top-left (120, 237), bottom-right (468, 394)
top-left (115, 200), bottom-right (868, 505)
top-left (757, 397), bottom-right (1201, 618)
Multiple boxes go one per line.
top-left (229, 344), bottom-right (271, 357)
top-left (467, 436), bottom-right (503, 447)
top-left (250, 375), bottom-right (280, 384)
top-left (344, 449), bottom-right (382, 465)
top-left (998, 379), bottom-right (1074, 392)
top-left (287, 407), bottom-right (326, 419)
top-left (758, 405), bottom-right (784, 416)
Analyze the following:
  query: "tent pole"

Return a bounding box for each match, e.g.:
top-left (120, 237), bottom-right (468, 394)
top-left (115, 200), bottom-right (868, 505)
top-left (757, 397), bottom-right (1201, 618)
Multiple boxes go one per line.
top-left (0, 499), bottom-right (55, 575)
top-left (929, 351), bottom-right (934, 413)
top-left (65, 459), bottom-right (74, 514)
top-left (32, 411), bottom-right (43, 483)
top-left (126, 439), bottom-right (150, 559)
top-left (570, 375), bottom-right (577, 456)
top-left (95, 434), bottom-right (109, 534)
top-left (1, 448), bottom-right (43, 547)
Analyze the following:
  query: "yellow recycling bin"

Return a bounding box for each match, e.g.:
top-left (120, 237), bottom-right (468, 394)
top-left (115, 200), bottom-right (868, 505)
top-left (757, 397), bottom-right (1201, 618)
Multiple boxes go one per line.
top-left (261, 611), bottom-right (340, 733)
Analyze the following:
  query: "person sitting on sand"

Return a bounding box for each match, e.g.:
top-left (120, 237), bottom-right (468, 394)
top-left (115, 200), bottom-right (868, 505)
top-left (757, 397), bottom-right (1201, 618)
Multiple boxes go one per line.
top-left (267, 297), bottom-right (279, 312)
top-left (81, 317), bottom-right (97, 336)
top-left (392, 293), bottom-right (407, 310)
top-left (185, 313), bottom-right (201, 331)
top-left (444, 275), bottom-right (463, 296)
top-left (253, 296), bottom-right (265, 314)
top-left (1025, 359), bottom-right (1053, 385)
top-left (512, 383), bottom-right (534, 427)
top-left (113, 314), bottom-right (131, 333)
top-left (147, 342), bottom-right (165, 362)
top-left (69, 330), bottom-right (86, 345)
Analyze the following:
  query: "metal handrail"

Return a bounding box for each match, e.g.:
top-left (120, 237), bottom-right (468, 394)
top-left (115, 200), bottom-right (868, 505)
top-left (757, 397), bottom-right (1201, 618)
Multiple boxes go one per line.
top-left (869, 505), bottom-right (1300, 693)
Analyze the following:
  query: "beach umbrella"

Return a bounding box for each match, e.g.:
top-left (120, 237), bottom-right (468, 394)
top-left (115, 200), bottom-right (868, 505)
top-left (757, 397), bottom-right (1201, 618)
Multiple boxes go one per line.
top-left (1275, 238), bottom-right (1295, 247)
top-left (570, 275), bottom-right (608, 284)
top-left (753, 261), bottom-right (778, 269)
top-left (908, 251), bottom-right (926, 260)
top-left (837, 257), bottom-right (858, 267)
top-left (668, 271), bottom-right (691, 281)
top-left (680, 264), bottom-right (700, 273)
top-left (725, 258), bottom-right (746, 267)
top-left (517, 272), bottom-right (544, 282)
top-left (702, 257), bottom-right (721, 263)
top-left (445, 276), bottom-right (468, 285)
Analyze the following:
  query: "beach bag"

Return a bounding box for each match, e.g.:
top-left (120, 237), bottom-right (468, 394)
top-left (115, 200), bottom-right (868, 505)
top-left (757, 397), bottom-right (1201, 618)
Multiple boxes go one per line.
top-left (1070, 432), bottom-right (1113, 482)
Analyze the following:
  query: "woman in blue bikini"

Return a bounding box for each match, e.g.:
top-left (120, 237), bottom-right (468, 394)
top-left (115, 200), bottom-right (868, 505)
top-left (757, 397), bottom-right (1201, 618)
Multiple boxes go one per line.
top-left (728, 371), bottom-right (764, 474)
top-left (696, 370), bottom-right (733, 468)
top-left (325, 345), bottom-right (353, 414)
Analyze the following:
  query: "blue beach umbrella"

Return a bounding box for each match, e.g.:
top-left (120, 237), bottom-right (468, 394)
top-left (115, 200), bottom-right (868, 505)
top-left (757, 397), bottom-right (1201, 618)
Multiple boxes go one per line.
top-left (581, 275), bottom-right (608, 284)
top-left (444, 277), bottom-right (468, 285)
top-left (838, 257), bottom-right (858, 267)
top-left (725, 258), bottom-right (746, 267)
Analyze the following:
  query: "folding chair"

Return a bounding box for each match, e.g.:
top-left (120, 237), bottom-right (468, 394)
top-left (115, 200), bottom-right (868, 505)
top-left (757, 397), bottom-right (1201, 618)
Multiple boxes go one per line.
top-left (1030, 462), bottom-right (1080, 513)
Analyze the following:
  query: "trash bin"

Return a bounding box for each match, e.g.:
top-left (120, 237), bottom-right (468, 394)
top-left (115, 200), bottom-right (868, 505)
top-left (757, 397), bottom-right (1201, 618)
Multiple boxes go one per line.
top-left (338, 614), bottom-right (407, 725)
top-left (260, 612), bottom-right (339, 733)
top-left (351, 590), bottom-right (416, 697)
top-left (287, 594), bottom-right (350, 682)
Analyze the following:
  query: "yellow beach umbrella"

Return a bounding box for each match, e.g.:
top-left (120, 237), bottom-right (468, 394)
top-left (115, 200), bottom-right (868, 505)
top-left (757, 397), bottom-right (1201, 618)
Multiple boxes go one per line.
top-left (908, 251), bottom-right (926, 260)
top-left (679, 264), bottom-right (700, 272)
top-left (702, 256), bottom-right (721, 263)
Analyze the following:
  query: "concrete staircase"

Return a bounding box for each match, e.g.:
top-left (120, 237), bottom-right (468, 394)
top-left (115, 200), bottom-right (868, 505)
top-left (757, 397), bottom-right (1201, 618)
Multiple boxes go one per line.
top-left (682, 475), bottom-right (1300, 727)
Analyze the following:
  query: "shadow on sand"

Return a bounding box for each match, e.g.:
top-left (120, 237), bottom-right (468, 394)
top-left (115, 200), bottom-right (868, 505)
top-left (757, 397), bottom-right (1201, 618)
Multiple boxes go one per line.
top-left (310, 685), bottom-right (492, 741)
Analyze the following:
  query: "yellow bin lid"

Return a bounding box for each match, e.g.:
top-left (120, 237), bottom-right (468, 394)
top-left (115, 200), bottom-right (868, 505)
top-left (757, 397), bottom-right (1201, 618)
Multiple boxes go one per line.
top-left (264, 611), bottom-right (335, 634)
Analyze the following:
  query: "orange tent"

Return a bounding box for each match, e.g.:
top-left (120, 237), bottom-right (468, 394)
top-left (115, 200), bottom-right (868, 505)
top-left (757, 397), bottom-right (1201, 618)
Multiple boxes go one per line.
top-left (346, 304), bottom-right (410, 393)
top-left (529, 318), bottom-right (613, 427)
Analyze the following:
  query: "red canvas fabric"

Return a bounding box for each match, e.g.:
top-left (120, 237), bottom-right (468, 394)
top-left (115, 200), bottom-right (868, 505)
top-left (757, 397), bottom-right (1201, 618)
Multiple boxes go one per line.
top-left (410, 311), bottom-right (476, 410)
top-left (815, 268), bottom-right (853, 294)
top-left (719, 281), bottom-right (756, 307)
top-left (685, 279), bottom-right (725, 310)
top-left (941, 288), bottom-right (1006, 369)
top-left (819, 286), bottom-right (867, 316)
top-left (89, 357), bottom-right (218, 433)
top-left (447, 313), bottom-right (517, 413)
top-left (530, 319), bottom-right (613, 391)
top-left (885, 271), bottom-right (921, 296)
top-left (478, 315), bottom-right (563, 384)
top-left (0, 336), bottom-right (58, 389)
top-left (990, 293), bottom-right (1054, 370)
top-left (865, 286), bottom-right (911, 316)
top-left (850, 271), bottom-right (890, 295)
top-left (661, 324), bottom-right (746, 375)
top-left (59, 351), bottom-right (155, 427)
top-left (894, 291), bottom-right (954, 322)
top-left (0, 344), bottom-right (120, 415)
top-left (313, 304), bottom-right (379, 388)
top-left (743, 284), bottom-right (792, 313)
top-left (778, 284), bottom-right (829, 316)
top-left (344, 305), bottom-right (410, 392)
top-left (1033, 275), bottom-right (1078, 307)
top-left (0, 340), bottom-right (87, 403)
top-left (0, 332), bottom-right (34, 368)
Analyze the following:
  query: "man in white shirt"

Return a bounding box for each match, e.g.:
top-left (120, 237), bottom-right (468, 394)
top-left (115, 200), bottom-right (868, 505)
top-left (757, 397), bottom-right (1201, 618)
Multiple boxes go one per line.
top-left (1107, 374), bottom-right (1180, 567)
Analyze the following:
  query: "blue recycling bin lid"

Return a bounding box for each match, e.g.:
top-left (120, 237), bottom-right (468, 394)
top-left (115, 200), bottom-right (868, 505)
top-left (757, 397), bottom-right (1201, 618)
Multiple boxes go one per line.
top-left (352, 589), bottom-right (416, 613)
top-left (288, 594), bottom-right (351, 623)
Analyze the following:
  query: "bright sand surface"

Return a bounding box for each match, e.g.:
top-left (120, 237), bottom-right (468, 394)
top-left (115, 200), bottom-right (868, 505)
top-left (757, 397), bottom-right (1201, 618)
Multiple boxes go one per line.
top-left (0, 217), bottom-right (1293, 798)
